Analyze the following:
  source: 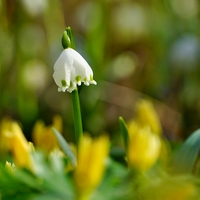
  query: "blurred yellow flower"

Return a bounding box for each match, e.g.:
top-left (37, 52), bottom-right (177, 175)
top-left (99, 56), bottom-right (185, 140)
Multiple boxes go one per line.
top-left (162, 183), bottom-right (197, 200)
top-left (32, 115), bottom-right (63, 153)
top-left (74, 134), bottom-right (109, 198)
top-left (0, 118), bottom-right (12, 152)
top-left (135, 99), bottom-right (162, 135)
top-left (144, 180), bottom-right (198, 200)
top-left (127, 122), bottom-right (161, 171)
top-left (3, 120), bottom-right (34, 171)
top-left (159, 139), bottom-right (171, 167)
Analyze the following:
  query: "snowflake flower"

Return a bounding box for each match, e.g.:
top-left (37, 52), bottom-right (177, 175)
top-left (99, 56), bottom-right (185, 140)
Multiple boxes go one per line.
top-left (53, 48), bottom-right (97, 92)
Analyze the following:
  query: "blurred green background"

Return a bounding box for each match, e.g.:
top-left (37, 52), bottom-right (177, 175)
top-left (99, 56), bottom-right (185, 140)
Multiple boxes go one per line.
top-left (1, 0), bottom-right (200, 142)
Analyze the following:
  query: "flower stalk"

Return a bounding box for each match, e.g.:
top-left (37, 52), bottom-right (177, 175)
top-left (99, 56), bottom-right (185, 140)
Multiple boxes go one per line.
top-left (53, 27), bottom-right (96, 150)
top-left (63, 27), bottom-right (83, 148)
top-left (71, 88), bottom-right (83, 148)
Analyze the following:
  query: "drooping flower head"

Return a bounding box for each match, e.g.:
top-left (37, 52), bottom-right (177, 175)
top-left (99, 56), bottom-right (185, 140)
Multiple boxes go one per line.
top-left (53, 27), bottom-right (97, 92)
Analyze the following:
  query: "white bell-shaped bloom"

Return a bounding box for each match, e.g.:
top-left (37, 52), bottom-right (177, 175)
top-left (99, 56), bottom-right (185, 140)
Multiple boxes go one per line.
top-left (53, 48), bottom-right (97, 92)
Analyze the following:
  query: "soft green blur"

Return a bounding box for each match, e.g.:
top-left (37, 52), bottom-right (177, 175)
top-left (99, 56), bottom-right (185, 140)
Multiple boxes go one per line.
top-left (1, 0), bottom-right (200, 141)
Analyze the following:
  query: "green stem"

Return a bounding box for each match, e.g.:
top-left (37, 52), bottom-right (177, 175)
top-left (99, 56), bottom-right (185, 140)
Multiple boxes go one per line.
top-left (72, 88), bottom-right (83, 149)
top-left (62, 27), bottom-right (82, 149)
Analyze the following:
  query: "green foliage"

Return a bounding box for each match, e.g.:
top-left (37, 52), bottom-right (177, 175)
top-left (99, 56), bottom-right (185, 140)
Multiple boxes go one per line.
top-left (170, 129), bottom-right (200, 174)
top-left (119, 116), bottom-right (129, 151)
top-left (52, 127), bottom-right (77, 167)
top-left (0, 153), bottom-right (75, 200)
top-left (1, 124), bottom-right (200, 199)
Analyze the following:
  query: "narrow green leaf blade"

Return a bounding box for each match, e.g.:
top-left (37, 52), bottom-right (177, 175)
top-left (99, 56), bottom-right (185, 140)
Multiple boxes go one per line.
top-left (119, 116), bottom-right (129, 151)
top-left (170, 129), bottom-right (200, 174)
top-left (52, 127), bottom-right (77, 167)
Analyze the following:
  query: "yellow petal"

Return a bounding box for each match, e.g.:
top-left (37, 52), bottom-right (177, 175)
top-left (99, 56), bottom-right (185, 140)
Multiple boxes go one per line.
top-left (7, 122), bottom-right (34, 171)
top-left (0, 118), bottom-right (12, 152)
top-left (32, 115), bottom-right (63, 153)
top-left (127, 122), bottom-right (161, 171)
top-left (146, 181), bottom-right (198, 200)
top-left (135, 99), bottom-right (162, 135)
top-left (52, 114), bottom-right (63, 133)
top-left (74, 134), bottom-right (109, 194)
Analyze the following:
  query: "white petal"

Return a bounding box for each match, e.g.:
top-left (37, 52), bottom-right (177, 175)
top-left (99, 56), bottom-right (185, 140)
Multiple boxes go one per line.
top-left (90, 80), bottom-right (97, 85)
top-left (84, 82), bottom-right (89, 86)
top-left (69, 48), bottom-right (90, 71)
top-left (67, 82), bottom-right (77, 93)
top-left (69, 48), bottom-right (93, 82)
top-left (54, 49), bottom-right (73, 71)
top-left (53, 64), bottom-right (71, 91)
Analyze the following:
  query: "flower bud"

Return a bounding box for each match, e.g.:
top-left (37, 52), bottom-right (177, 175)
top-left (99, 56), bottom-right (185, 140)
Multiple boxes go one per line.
top-left (135, 99), bottom-right (162, 135)
top-left (62, 27), bottom-right (72, 49)
top-left (127, 122), bottom-right (161, 171)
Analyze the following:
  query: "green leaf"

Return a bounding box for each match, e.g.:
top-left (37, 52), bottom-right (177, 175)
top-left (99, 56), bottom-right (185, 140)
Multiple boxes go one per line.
top-left (119, 116), bottom-right (129, 151)
top-left (170, 129), bottom-right (200, 174)
top-left (92, 158), bottom-right (131, 200)
top-left (52, 127), bottom-right (77, 167)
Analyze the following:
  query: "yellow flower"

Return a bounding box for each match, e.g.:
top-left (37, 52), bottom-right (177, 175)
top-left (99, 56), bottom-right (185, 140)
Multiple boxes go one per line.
top-left (159, 139), bottom-right (171, 167)
top-left (135, 99), bottom-right (162, 135)
top-left (127, 122), bottom-right (161, 171)
top-left (0, 118), bottom-right (12, 152)
top-left (162, 183), bottom-right (197, 200)
top-left (4, 121), bottom-right (34, 171)
top-left (74, 134), bottom-right (110, 198)
top-left (144, 180), bottom-right (198, 200)
top-left (32, 115), bottom-right (63, 153)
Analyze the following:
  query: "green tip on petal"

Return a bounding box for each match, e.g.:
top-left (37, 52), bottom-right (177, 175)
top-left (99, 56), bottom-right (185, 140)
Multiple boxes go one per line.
top-left (61, 80), bottom-right (67, 87)
top-left (70, 81), bottom-right (73, 87)
top-left (90, 74), bottom-right (94, 81)
top-left (76, 76), bottom-right (81, 83)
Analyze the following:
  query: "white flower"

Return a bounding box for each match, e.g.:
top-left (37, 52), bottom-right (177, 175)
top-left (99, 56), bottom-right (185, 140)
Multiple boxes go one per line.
top-left (53, 48), bottom-right (97, 92)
